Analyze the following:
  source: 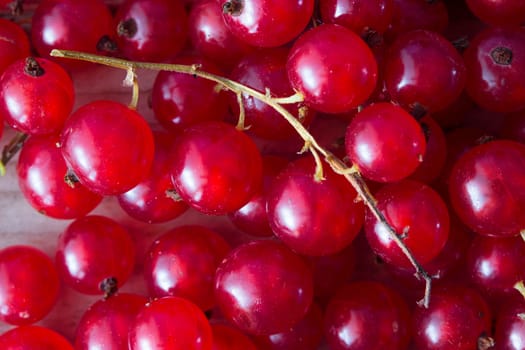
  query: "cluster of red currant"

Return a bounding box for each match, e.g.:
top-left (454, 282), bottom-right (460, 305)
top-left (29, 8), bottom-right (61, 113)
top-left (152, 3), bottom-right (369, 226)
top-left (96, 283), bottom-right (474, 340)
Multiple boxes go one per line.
top-left (0, 0), bottom-right (525, 349)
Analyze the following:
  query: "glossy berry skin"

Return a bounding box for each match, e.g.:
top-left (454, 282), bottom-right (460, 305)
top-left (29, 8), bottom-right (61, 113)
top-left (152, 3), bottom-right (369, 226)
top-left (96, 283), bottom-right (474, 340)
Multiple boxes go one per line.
top-left (254, 303), bottom-right (324, 350)
top-left (0, 57), bottom-right (75, 135)
top-left (210, 323), bottom-right (257, 350)
top-left (0, 19), bottom-right (30, 75)
top-left (385, 0), bottom-right (448, 41)
top-left (55, 215), bottom-right (135, 295)
top-left (170, 121), bottom-right (263, 215)
top-left (466, 0), bottom-right (525, 27)
top-left (229, 48), bottom-right (315, 140)
top-left (345, 102), bottom-right (426, 182)
top-left (309, 245), bottom-right (356, 300)
top-left (60, 100), bottom-right (154, 196)
top-left (151, 56), bottom-right (228, 133)
top-left (17, 134), bottom-right (103, 219)
top-left (494, 298), bottom-right (525, 350)
top-left (287, 24), bottom-right (378, 114)
top-left (449, 140), bottom-right (525, 237)
top-left (324, 281), bottom-right (411, 350)
top-left (229, 156), bottom-right (288, 237)
top-left (267, 157), bottom-right (364, 256)
top-left (0, 326), bottom-right (73, 350)
top-left (319, 0), bottom-right (393, 36)
top-left (115, 0), bottom-right (188, 62)
top-left (188, 0), bottom-right (254, 70)
top-left (220, 0), bottom-right (314, 48)
top-left (31, 0), bottom-right (114, 63)
top-left (0, 246), bottom-right (60, 326)
top-left (75, 293), bottom-right (147, 350)
top-left (384, 30), bottom-right (466, 113)
top-left (214, 240), bottom-right (314, 335)
top-left (117, 132), bottom-right (188, 223)
top-left (467, 235), bottom-right (525, 298)
top-left (410, 116), bottom-right (447, 183)
top-left (412, 286), bottom-right (492, 350)
top-left (144, 225), bottom-right (230, 311)
top-left (365, 180), bottom-right (449, 268)
top-left (129, 296), bottom-right (213, 350)
top-left (464, 27), bottom-right (525, 113)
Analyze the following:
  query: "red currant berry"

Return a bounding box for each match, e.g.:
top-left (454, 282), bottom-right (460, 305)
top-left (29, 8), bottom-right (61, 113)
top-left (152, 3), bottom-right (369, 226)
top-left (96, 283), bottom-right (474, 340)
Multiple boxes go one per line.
top-left (210, 323), bottom-right (257, 350)
top-left (17, 134), bottom-right (102, 219)
top-left (324, 281), bottom-right (411, 350)
top-left (0, 246), bottom-right (59, 325)
top-left (308, 244), bottom-right (356, 300)
top-left (31, 0), bottom-right (114, 65)
top-left (412, 285), bottom-right (492, 350)
top-left (365, 180), bottom-right (450, 268)
top-left (228, 155), bottom-right (287, 237)
top-left (0, 19), bottom-right (30, 75)
top-left (170, 121), bottom-right (263, 215)
top-left (345, 102), bottom-right (426, 182)
top-left (188, 0), bottom-right (254, 70)
top-left (493, 298), bottom-right (525, 350)
top-left (253, 303), bottom-right (323, 350)
top-left (385, 0), bottom-right (448, 41)
top-left (410, 116), bottom-right (447, 183)
top-left (464, 27), bottom-right (525, 113)
top-left (144, 225), bottom-right (230, 311)
top-left (220, 0), bottom-right (314, 47)
top-left (466, 0), bottom-right (525, 27)
top-left (267, 157), bottom-right (364, 256)
top-left (151, 56), bottom-right (228, 133)
top-left (60, 100), bottom-right (154, 195)
top-left (129, 296), bottom-right (213, 350)
top-left (214, 240), bottom-right (313, 335)
top-left (449, 140), bottom-right (525, 237)
top-left (467, 234), bottom-right (525, 297)
top-left (55, 215), bottom-right (135, 295)
top-left (319, 0), bottom-right (394, 36)
top-left (384, 30), bottom-right (466, 113)
top-left (115, 0), bottom-right (188, 62)
top-left (0, 57), bottom-right (74, 135)
top-left (229, 48), bottom-right (315, 140)
top-left (75, 293), bottom-right (147, 350)
top-left (287, 24), bottom-right (378, 114)
top-left (0, 326), bottom-right (73, 349)
top-left (117, 131), bottom-right (188, 223)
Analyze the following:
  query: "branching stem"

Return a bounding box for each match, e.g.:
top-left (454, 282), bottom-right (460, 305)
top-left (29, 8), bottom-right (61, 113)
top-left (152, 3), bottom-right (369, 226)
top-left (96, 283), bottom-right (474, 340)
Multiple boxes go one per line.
top-left (50, 49), bottom-right (433, 307)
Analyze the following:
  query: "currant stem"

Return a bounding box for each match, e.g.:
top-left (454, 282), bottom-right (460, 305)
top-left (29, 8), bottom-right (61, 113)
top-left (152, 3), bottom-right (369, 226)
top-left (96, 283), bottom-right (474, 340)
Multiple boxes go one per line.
top-left (235, 92), bottom-right (248, 131)
top-left (50, 48), bottom-right (433, 307)
top-left (271, 92), bottom-right (304, 104)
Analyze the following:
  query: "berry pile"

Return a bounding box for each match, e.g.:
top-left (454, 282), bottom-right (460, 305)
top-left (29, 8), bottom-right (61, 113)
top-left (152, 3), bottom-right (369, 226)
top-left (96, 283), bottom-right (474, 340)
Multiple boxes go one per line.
top-left (0, 0), bottom-right (525, 349)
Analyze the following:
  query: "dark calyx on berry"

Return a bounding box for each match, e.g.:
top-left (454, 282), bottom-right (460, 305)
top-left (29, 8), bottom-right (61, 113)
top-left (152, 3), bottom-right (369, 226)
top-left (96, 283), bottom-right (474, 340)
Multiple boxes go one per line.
top-left (97, 35), bottom-right (118, 53)
top-left (491, 47), bottom-right (513, 66)
top-left (118, 18), bottom-right (138, 38)
top-left (100, 276), bottom-right (119, 298)
top-left (24, 57), bottom-right (44, 77)
top-left (222, 0), bottom-right (243, 15)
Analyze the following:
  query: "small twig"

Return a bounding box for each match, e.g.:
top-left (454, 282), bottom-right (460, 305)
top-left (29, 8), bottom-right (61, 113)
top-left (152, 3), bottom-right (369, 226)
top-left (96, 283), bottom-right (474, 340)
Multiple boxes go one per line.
top-left (271, 91), bottom-right (304, 104)
top-left (50, 49), bottom-right (434, 307)
top-left (123, 67), bottom-right (139, 109)
top-left (235, 92), bottom-right (248, 131)
top-left (0, 132), bottom-right (28, 175)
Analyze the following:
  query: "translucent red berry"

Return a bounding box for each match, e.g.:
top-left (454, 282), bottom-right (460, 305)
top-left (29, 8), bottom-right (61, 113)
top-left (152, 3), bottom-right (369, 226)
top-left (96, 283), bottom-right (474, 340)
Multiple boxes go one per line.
top-left (287, 24), bottom-right (378, 114)
top-left (345, 102), bottom-right (426, 182)
top-left (60, 100), bottom-right (155, 195)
